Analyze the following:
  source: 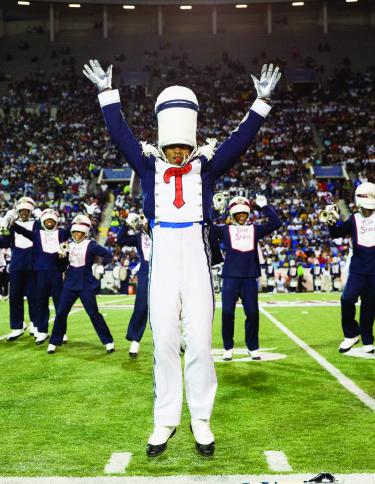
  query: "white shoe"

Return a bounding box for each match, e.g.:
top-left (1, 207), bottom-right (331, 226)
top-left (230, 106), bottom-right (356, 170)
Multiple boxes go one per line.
top-left (29, 322), bottom-right (37, 337)
top-left (248, 349), bottom-right (261, 360)
top-left (129, 341), bottom-right (140, 358)
top-left (222, 348), bottom-right (233, 361)
top-left (35, 332), bottom-right (49, 345)
top-left (339, 336), bottom-right (359, 353)
top-left (6, 324), bottom-right (27, 341)
top-left (47, 344), bottom-right (56, 354)
top-left (148, 426), bottom-right (176, 446)
top-left (190, 418), bottom-right (214, 445)
top-left (363, 344), bottom-right (375, 354)
top-left (63, 334), bottom-right (68, 344)
top-left (106, 342), bottom-right (115, 353)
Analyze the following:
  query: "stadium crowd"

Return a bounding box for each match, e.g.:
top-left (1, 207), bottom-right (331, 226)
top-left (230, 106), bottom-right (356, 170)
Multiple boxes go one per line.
top-left (1, 49), bottom-right (374, 291)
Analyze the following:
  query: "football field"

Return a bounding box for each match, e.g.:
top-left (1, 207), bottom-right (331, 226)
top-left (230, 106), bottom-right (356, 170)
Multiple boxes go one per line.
top-left (0, 293), bottom-right (374, 483)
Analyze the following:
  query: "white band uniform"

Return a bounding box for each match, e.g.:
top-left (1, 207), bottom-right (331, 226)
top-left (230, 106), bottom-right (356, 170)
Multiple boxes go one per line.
top-left (149, 223), bottom-right (217, 426)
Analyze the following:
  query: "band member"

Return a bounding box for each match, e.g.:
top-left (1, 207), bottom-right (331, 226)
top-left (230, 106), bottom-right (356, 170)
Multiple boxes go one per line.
top-left (215, 195), bottom-right (281, 361)
top-left (48, 215), bottom-right (115, 354)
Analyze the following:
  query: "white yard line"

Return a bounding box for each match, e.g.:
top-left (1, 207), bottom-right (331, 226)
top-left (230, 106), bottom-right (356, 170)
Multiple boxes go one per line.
top-left (260, 307), bottom-right (375, 412)
top-left (264, 451), bottom-right (293, 471)
top-left (0, 474), bottom-right (374, 484)
top-left (104, 453), bottom-right (132, 474)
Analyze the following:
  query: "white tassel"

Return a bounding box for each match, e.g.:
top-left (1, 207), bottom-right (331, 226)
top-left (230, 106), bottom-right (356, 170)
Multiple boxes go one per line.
top-left (141, 141), bottom-right (161, 159)
top-left (197, 138), bottom-right (218, 161)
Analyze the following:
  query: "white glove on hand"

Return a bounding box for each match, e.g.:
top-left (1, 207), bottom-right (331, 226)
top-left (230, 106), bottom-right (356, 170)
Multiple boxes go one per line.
top-left (83, 59), bottom-right (112, 92)
top-left (251, 64), bottom-right (281, 100)
top-left (84, 202), bottom-right (98, 216)
top-left (3, 209), bottom-right (18, 228)
top-left (255, 195), bottom-right (268, 208)
top-left (33, 208), bottom-right (42, 220)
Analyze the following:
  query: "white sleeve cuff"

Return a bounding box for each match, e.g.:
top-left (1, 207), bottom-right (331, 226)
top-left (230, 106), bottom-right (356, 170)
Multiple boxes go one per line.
top-left (98, 89), bottom-right (120, 108)
top-left (250, 98), bottom-right (272, 117)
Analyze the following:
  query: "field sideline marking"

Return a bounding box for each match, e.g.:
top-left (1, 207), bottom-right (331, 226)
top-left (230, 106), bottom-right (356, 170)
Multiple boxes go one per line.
top-left (0, 473), bottom-right (374, 483)
top-left (264, 450), bottom-right (293, 471)
top-left (260, 307), bottom-right (375, 412)
top-left (104, 452), bottom-right (132, 474)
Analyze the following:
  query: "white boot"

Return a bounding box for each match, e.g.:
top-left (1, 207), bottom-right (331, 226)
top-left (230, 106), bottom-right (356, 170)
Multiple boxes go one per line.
top-left (47, 344), bottom-right (56, 354)
top-left (6, 323), bottom-right (27, 341)
top-left (129, 341), bottom-right (140, 358)
top-left (191, 418), bottom-right (214, 445)
top-left (222, 348), bottom-right (233, 361)
top-left (63, 334), bottom-right (68, 344)
top-left (35, 332), bottom-right (49, 345)
top-left (105, 342), bottom-right (115, 353)
top-left (29, 322), bottom-right (37, 337)
top-left (363, 344), bottom-right (374, 354)
top-left (248, 349), bottom-right (261, 360)
top-left (148, 426), bottom-right (176, 446)
top-left (339, 336), bottom-right (359, 353)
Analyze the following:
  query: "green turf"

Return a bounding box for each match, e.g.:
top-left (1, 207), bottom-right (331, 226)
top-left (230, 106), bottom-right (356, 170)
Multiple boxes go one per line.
top-left (0, 294), bottom-right (374, 477)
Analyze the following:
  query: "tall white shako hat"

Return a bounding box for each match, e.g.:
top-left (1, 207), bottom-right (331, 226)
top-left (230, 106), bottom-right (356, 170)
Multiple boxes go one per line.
top-left (155, 85), bottom-right (198, 150)
top-left (16, 196), bottom-right (35, 213)
top-left (355, 182), bottom-right (375, 210)
top-left (71, 214), bottom-right (91, 238)
top-left (40, 208), bottom-right (59, 231)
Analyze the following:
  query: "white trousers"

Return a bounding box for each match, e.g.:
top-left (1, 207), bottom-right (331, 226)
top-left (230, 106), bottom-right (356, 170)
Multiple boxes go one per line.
top-left (149, 224), bottom-right (217, 426)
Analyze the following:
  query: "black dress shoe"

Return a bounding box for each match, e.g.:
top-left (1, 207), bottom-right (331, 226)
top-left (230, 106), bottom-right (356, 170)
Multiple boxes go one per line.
top-left (305, 472), bottom-right (336, 483)
top-left (190, 424), bottom-right (215, 457)
top-left (146, 428), bottom-right (176, 457)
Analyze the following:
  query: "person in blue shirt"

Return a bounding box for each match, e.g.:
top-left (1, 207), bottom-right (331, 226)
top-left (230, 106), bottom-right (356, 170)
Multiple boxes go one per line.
top-left (0, 197), bottom-right (39, 341)
top-left (324, 182), bottom-right (375, 354)
top-left (47, 214), bottom-right (114, 355)
top-left (11, 208), bottom-right (70, 345)
top-left (215, 195), bottom-right (281, 361)
top-left (117, 212), bottom-right (151, 358)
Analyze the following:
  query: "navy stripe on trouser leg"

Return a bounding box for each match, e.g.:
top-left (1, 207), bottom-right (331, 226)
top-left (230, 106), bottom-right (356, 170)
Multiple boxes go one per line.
top-left (241, 278), bottom-right (260, 351)
top-left (50, 288), bottom-right (77, 345)
top-left (182, 224), bottom-right (217, 421)
top-left (359, 275), bottom-right (375, 345)
top-left (341, 273), bottom-right (365, 339)
top-left (79, 290), bottom-right (113, 345)
top-left (126, 273), bottom-right (148, 342)
top-left (27, 271), bottom-right (39, 325)
top-left (221, 277), bottom-right (239, 351)
top-left (9, 271), bottom-right (28, 329)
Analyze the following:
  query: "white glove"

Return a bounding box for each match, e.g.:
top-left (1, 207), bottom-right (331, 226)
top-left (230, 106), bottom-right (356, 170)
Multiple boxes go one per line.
top-left (33, 208), bottom-right (42, 220)
top-left (251, 63), bottom-right (281, 100)
top-left (255, 195), bottom-right (268, 208)
top-left (83, 59), bottom-right (112, 92)
top-left (92, 263), bottom-right (105, 280)
top-left (84, 202), bottom-right (98, 216)
top-left (3, 209), bottom-right (18, 228)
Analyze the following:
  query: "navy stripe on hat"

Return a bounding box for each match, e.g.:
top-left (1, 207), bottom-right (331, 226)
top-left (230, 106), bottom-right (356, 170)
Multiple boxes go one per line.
top-left (155, 99), bottom-right (199, 114)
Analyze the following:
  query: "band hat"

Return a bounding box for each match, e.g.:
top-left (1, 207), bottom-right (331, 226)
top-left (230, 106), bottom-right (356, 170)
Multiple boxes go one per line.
top-left (16, 197), bottom-right (35, 213)
top-left (355, 182), bottom-right (375, 210)
top-left (155, 85), bottom-right (198, 150)
top-left (71, 214), bottom-right (91, 235)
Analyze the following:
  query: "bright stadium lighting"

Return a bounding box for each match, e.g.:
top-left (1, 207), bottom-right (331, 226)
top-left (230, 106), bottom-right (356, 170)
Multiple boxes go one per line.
top-left (235, 4), bottom-right (248, 8)
top-left (68, 3), bottom-right (81, 7)
top-left (292, 1), bottom-right (304, 5)
top-left (180, 5), bottom-right (192, 10)
top-left (18, 1), bottom-right (30, 4)
top-left (123, 5), bottom-right (135, 9)
top-left (346, 0), bottom-right (358, 2)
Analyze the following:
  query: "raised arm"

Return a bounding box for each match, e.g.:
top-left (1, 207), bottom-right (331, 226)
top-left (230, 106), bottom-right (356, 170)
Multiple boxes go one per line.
top-left (117, 224), bottom-right (137, 247)
top-left (254, 197), bottom-right (282, 240)
top-left (83, 60), bottom-right (146, 177)
top-left (210, 64), bottom-right (281, 179)
top-left (328, 219), bottom-right (353, 239)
